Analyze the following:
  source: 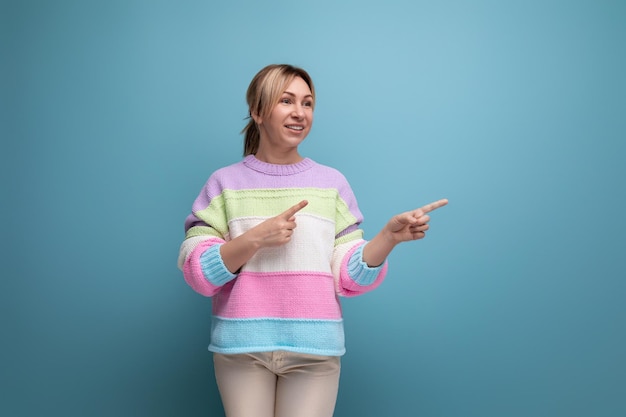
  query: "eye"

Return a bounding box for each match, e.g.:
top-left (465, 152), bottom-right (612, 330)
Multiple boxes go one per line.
top-left (281, 98), bottom-right (292, 104)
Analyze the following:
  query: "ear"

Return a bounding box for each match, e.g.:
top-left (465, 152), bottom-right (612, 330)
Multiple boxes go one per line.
top-left (251, 112), bottom-right (262, 125)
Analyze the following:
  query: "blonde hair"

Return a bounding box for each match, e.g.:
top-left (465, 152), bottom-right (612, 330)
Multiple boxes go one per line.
top-left (241, 64), bottom-right (316, 156)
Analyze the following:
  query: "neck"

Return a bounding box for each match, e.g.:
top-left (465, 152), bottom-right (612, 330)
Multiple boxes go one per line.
top-left (254, 147), bottom-right (303, 165)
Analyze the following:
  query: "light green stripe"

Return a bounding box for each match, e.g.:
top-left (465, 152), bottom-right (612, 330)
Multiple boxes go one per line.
top-left (194, 194), bottom-right (229, 236)
top-left (335, 229), bottom-right (363, 246)
top-left (335, 196), bottom-right (359, 236)
top-left (221, 188), bottom-right (339, 220)
top-left (194, 187), bottom-right (361, 238)
top-left (185, 225), bottom-right (222, 239)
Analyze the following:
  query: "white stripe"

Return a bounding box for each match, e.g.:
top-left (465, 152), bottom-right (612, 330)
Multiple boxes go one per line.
top-left (229, 214), bottom-right (336, 273)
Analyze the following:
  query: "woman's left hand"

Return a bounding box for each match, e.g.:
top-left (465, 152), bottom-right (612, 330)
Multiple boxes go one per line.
top-left (384, 198), bottom-right (449, 243)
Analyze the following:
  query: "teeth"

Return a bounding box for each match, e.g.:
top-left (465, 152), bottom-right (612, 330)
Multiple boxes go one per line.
top-left (286, 125), bottom-right (304, 130)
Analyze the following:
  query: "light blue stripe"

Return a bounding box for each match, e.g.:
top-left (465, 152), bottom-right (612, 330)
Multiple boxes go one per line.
top-left (209, 317), bottom-right (346, 356)
top-left (199, 243), bottom-right (236, 286)
top-left (347, 244), bottom-right (384, 286)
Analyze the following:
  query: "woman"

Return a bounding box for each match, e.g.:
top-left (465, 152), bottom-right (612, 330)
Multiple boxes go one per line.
top-left (178, 64), bottom-right (447, 417)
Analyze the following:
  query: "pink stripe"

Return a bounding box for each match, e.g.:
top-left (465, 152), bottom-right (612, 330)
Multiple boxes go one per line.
top-left (213, 271), bottom-right (342, 320)
top-left (338, 243), bottom-right (388, 297)
top-left (183, 239), bottom-right (224, 297)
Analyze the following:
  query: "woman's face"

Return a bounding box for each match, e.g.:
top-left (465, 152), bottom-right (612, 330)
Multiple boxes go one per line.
top-left (255, 76), bottom-right (314, 159)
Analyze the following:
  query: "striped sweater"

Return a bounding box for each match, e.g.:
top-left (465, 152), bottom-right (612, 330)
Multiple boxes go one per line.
top-left (178, 155), bottom-right (388, 356)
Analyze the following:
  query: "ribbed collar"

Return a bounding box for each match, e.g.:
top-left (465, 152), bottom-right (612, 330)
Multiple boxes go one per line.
top-left (243, 155), bottom-right (315, 176)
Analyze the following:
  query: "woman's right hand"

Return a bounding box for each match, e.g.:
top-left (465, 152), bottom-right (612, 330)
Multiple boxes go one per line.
top-left (248, 200), bottom-right (309, 248)
top-left (219, 200), bottom-right (308, 273)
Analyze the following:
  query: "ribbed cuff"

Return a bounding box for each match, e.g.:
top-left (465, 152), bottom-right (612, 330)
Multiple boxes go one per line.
top-left (347, 244), bottom-right (384, 286)
top-left (199, 244), bottom-right (237, 286)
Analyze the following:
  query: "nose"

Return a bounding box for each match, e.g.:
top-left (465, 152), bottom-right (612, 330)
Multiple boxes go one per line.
top-left (292, 104), bottom-right (305, 119)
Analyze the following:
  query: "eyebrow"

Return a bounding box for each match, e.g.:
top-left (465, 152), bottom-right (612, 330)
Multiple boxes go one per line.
top-left (283, 91), bottom-right (313, 99)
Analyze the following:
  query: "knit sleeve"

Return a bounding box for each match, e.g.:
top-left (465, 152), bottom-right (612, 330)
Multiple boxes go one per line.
top-left (178, 175), bottom-right (237, 297)
top-left (330, 176), bottom-right (388, 297)
top-left (332, 239), bottom-right (388, 297)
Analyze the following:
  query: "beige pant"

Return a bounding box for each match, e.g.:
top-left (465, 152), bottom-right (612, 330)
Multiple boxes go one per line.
top-left (213, 351), bottom-right (341, 417)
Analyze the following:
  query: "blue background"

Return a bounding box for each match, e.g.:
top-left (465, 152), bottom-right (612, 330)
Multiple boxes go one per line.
top-left (3, 0), bottom-right (625, 416)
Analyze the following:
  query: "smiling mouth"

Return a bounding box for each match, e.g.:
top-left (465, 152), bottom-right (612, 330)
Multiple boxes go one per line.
top-left (286, 125), bottom-right (304, 131)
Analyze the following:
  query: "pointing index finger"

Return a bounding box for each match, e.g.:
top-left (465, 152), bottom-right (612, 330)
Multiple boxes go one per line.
top-left (420, 198), bottom-right (449, 214)
top-left (280, 200), bottom-right (309, 219)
